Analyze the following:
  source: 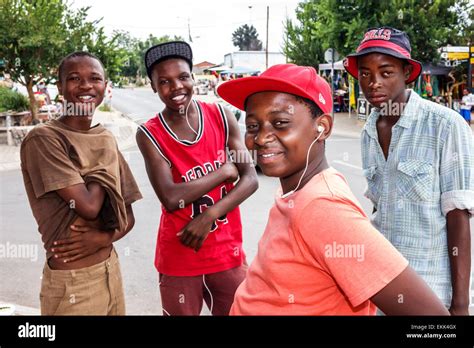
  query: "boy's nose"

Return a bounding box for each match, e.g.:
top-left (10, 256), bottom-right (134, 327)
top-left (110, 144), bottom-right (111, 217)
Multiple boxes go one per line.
top-left (171, 79), bottom-right (184, 90)
top-left (368, 77), bottom-right (382, 90)
top-left (254, 128), bottom-right (275, 147)
top-left (78, 79), bottom-right (93, 89)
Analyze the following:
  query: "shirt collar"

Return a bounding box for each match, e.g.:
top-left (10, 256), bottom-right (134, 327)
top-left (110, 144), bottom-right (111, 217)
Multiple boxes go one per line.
top-left (397, 90), bottom-right (420, 128)
top-left (363, 89), bottom-right (420, 139)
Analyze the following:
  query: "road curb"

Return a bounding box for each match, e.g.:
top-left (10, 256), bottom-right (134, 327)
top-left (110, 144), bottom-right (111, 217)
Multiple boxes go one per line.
top-left (1, 303), bottom-right (40, 316)
top-left (331, 130), bottom-right (361, 139)
top-left (0, 161), bottom-right (21, 172)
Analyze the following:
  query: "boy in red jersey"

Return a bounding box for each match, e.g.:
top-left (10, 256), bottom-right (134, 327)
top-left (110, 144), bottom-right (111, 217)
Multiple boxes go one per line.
top-left (136, 41), bottom-right (258, 316)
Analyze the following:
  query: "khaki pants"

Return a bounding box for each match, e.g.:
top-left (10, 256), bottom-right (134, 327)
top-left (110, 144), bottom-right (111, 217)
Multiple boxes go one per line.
top-left (40, 248), bottom-right (125, 315)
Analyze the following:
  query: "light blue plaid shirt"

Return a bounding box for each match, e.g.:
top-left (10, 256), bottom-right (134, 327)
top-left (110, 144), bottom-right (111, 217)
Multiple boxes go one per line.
top-left (361, 90), bottom-right (474, 306)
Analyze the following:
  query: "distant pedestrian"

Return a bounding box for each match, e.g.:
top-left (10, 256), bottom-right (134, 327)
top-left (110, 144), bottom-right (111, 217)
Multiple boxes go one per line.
top-left (460, 88), bottom-right (473, 125)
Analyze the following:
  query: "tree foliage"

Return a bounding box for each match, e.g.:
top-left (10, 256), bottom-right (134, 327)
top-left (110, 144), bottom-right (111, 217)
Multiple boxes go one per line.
top-left (0, 0), bottom-right (127, 119)
top-left (114, 31), bottom-right (185, 82)
top-left (284, 0), bottom-right (474, 68)
top-left (232, 24), bottom-right (263, 51)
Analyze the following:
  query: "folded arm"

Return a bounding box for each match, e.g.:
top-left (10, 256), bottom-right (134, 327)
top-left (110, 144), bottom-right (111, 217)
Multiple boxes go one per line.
top-left (136, 128), bottom-right (239, 212)
top-left (56, 181), bottom-right (106, 220)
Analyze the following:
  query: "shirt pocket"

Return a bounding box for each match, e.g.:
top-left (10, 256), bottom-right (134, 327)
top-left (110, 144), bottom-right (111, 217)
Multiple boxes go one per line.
top-left (397, 160), bottom-right (433, 202)
top-left (363, 165), bottom-right (381, 205)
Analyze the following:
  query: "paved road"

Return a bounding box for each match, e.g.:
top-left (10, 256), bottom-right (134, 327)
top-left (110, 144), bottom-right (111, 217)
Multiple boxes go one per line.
top-left (1, 87), bottom-right (472, 315)
top-left (112, 88), bottom-right (163, 124)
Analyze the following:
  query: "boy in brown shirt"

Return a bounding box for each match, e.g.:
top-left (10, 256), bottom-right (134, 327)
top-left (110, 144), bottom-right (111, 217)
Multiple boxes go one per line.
top-left (20, 51), bottom-right (142, 315)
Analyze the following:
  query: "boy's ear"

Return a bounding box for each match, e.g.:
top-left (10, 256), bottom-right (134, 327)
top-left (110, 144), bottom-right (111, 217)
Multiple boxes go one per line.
top-left (404, 64), bottom-right (413, 82)
top-left (56, 80), bottom-right (62, 95)
top-left (314, 114), bottom-right (333, 141)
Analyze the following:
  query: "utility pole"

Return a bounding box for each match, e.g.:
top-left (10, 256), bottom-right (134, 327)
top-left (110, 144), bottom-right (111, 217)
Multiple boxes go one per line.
top-left (266, 6), bottom-right (269, 70)
top-left (188, 17), bottom-right (192, 43)
top-left (331, 48), bottom-right (334, 118)
top-left (265, 6), bottom-right (270, 69)
top-left (468, 41), bottom-right (473, 92)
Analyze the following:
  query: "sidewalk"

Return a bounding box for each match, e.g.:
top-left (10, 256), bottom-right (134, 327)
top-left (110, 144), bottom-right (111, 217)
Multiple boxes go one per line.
top-left (332, 112), bottom-right (474, 138)
top-left (0, 109), bottom-right (138, 172)
top-left (332, 112), bottom-right (366, 138)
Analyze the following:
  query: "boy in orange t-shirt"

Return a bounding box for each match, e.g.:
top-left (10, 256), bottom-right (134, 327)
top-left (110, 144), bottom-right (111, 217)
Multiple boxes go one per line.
top-left (217, 64), bottom-right (449, 315)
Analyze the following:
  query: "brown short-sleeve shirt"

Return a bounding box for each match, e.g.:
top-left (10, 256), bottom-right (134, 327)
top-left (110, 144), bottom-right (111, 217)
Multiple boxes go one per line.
top-left (21, 119), bottom-right (142, 259)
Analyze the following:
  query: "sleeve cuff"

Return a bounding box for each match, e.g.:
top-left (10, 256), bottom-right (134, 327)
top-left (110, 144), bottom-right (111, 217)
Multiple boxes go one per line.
top-left (38, 177), bottom-right (85, 198)
top-left (441, 190), bottom-right (474, 216)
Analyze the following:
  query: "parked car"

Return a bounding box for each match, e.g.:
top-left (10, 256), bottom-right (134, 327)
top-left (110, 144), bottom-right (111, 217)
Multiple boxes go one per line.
top-left (193, 79), bottom-right (210, 95)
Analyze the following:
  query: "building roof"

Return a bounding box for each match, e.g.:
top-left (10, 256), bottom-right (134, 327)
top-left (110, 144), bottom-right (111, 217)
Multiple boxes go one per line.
top-left (193, 61), bottom-right (216, 69)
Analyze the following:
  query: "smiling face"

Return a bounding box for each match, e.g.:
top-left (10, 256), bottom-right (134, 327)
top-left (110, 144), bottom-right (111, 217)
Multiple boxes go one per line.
top-left (357, 53), bottom-right (411, 108)
top-left (151, 58), bottom-right (194, 112)
top-left (57, 56), bottom-right (106, 116)
top-left (245, 91), bottom-right (328, 182)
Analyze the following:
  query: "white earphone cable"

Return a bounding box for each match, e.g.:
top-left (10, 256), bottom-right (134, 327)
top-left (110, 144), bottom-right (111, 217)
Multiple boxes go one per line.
top-left (202, 274), bottom-right (214, 315)
top-left (185, 96), bottom-right (199, 136)
top-left (281, 128), bottom-right (324, 198)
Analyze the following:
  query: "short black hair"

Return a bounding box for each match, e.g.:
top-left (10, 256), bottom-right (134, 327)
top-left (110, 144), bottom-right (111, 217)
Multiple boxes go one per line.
top-left (294, 96), bottom-right (323, 119)
top-left (58, 51), bottom-right (106, 82)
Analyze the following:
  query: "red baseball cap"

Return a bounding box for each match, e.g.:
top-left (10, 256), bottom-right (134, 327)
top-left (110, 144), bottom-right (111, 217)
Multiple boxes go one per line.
top-left (343, 27), bottom-right (422, 84)
top-left (217, 64), bottom-right (332, 114)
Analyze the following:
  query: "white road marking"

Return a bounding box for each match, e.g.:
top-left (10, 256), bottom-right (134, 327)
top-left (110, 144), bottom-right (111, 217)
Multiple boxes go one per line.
top-left (328, 138), bottom-right (360, 142)
top-left (332, 160), bottom-right (363, 171)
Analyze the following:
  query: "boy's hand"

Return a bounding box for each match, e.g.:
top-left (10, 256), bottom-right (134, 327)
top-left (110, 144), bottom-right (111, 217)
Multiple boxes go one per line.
top-left (51, 225), bottom-right (113, 263)
top-left (177, 210), bottom-right (216, 252)
top-left (449, 304), bottom-right (469, 316)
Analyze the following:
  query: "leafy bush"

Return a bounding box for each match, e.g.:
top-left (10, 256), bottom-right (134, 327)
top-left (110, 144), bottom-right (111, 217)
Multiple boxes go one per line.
top-left (0, 87), bottom-right (29, 112)
top-left (98, 104), bottom-right (112, 112)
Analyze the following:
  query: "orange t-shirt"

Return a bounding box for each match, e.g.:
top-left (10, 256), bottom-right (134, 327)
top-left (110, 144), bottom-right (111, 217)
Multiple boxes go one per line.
top-left (230, 167), bottom-right (408, 315)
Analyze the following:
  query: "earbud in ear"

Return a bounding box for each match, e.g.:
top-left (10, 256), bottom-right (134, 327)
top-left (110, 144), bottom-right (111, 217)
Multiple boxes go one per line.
top-left (317, 125), bottom-right (325, 133)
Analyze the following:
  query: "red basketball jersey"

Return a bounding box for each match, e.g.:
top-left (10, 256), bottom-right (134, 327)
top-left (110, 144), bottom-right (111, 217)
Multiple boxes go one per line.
top-left (140, 100), bottom-right (244, 276)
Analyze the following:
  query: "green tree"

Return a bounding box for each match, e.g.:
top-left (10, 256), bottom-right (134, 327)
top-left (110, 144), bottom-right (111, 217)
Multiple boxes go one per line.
top-left (114, 32), bottom-right (185, 83)
top-left (0, 0), bottom-right (126, 121)
top-left (377, 0), bottom-right (473, 62)
top-left (113, 30), bottom-right (141, 81)
top-left (284, 0), bottom-right (473, 66)
top-left (137, 34), bottom-right (185, 79)
top-left (232, 24), bottom-right (263, 51)
top-left (283, 1), bottom-right (324, 68)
